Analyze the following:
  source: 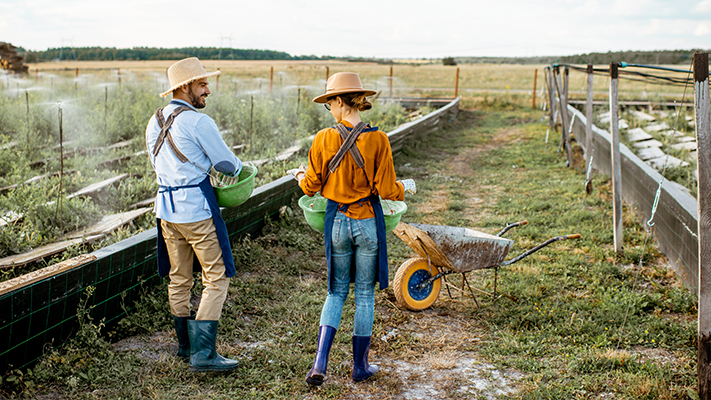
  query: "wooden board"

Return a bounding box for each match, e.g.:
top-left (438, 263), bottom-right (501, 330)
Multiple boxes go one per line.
top-left (65, 173), bottom-right (129, 199)
top-left (0, 235), bottom-right (103, 268)
top-left (64, 207), bottom-right (152, 239)
top-left (0, 254), bottom-right (97, 295)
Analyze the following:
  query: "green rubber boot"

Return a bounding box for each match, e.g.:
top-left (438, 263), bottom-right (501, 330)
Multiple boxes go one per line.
top-left (187, 320), bottom-right (238, 372)
top-left (173, 314), bottom-right (195, 362)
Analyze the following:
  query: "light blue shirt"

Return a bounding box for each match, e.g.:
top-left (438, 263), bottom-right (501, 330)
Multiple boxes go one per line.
top-left (146, 99), bottom-right (242, 223)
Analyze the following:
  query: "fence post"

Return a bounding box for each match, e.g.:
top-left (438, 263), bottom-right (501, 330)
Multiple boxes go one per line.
top-left (585, 64), bottom-right (594, 165)
top-left (553, 67), bottom-right (572, 166)
top-left (389, 66), bottom-right (393, 97)
top-left (695, 51), bottom-right (711, 400)
top-left (532, 69), bottom-right (537, 109)
top-left (609, 62), bottom-right (623, 253)
top-left (216, 68), bottom-right (220, 92)
top-left (563, 66), bottom-right (572, 165)
top-left (325, 66), bottom-right (329, 90)
top-left (269, 66), bottom-right (273, 93)
top-left (454, 67), bottom-right (460, 98)
top-left (546, 67), bottom-right (556, 129)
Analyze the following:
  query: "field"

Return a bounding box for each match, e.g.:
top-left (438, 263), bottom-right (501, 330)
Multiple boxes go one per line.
top-left (0, 60), bottom-right (701, 398)
top-left (0, 100), bottom-right (698, 400)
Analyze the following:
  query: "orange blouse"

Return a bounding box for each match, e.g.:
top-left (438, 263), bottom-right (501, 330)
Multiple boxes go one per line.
top-left (300, 120), bottom-right (405, 219)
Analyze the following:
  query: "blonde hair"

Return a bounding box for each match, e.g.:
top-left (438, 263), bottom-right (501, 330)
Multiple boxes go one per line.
top-left (328, 92), bottom-right (372, 112)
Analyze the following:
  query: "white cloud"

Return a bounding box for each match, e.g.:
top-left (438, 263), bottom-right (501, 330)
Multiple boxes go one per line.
top-left (694, 0), bottom-right (711, 12)
top-left (695, 21), bottom-right (711, 35)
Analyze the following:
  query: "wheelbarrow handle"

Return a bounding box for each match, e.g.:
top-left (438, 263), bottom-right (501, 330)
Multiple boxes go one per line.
top-left (497, 220), bottom-right (529, 237)
top-left (499, 233), bottom-right (583, 266)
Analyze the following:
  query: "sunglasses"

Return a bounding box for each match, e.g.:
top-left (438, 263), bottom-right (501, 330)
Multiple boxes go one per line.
top-left (324, 102), bottom-right (331, 111)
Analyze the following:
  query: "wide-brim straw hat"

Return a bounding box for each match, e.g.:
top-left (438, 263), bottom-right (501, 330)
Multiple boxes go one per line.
top-left (159, 57), bottom-right (221, 97)
top-left (312, 72), bottom-right (377, 103)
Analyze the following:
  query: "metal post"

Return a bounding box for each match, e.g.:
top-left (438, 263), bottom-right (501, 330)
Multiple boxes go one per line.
top-left (609, 62), bottom-right (623, 253)
top-left (454, 67), bottom-right (460, 98)
top-left (532, 69), bottom-right (537, 109)
top-left (695, 51), bottom-right (711, 400)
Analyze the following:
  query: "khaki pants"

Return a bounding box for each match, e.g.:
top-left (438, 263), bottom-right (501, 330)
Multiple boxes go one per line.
top-left (160, 218), bottom-right (230, 321)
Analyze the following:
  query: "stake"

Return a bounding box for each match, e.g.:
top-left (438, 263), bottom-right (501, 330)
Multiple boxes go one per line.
top-left (250, 94), bottom-right (254, 149)
top-left (695, 52), bottom-right (711, 400)
top-left (296, 87), bottom-right (301, 116)
top-left (216, 68), bottom-right (220, 92)
top-left (532, 69), bottom-right (537, 109)
top-left (389, 66), bottom-right (393, 97)
top-left (269, 66), bottom-right (273, 93)
top-left (325, 66), bottom-right (329, 90)
top-left (104, 86), bottom-right (108, 135)
top-left (55, 102), bottom-right (64, 232)
top-left (25, 91), bottom-right (30, 156)
top-left (117, 68), bottom-right (121, 86)
top-left (454, 67), bottom-right (460, 98)
top-left (609, 62), bottom-right (623, 253)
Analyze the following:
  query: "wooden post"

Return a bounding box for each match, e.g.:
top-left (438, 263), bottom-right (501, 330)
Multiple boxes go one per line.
top-left (389, 66), bottom-right (393, 97)
top-left (553, 67), bottom-right (572, 166)
top-left (269, 66), bottom-right (273, 93)
top-left (695, 51), bottom-right (711, 400)
top-left (454, 67), bottom-right (460, 98)
top-left (117, 68), bottom-right (121, 86)
top-left (216, 68), bottom-right (220, 91)
top-left (325, 66), bottom-right (330, 90)
top-left (546, 67), bottom-right (556, 129)
top-left (609, 62), bottom-right (623, 253)
top-left (532, 69), bottom-right (537, 109)
top-left (25, 91), bottom-right (30, 156)
top-left (75, 67), bottom-right (79, 93)
top-left (585, 64), bottom-right (594, 165)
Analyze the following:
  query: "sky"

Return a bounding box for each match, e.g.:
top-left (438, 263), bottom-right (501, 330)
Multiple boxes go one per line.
top-left (1, 0), bottom-right (710, 59)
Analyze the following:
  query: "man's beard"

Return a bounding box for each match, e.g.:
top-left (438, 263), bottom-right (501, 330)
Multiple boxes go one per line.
top-left (188, 88), bottom-right (207, 109)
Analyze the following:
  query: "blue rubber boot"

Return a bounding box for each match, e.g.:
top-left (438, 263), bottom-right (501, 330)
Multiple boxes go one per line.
top-left (305, 325), bottom-right (337, 386)
top-left (173, 314), bottom-right (195, 362)
top-left (187, 320), bottom-right (238, 372)
top-left (352, 335), bottom-right (379, 382)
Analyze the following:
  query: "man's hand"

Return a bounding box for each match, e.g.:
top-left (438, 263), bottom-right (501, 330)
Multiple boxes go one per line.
top-left (399, 179), bottom-right (416, 195)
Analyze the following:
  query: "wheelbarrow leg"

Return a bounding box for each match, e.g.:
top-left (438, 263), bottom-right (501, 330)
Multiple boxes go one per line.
top-left (461, 273), bottom-right (480, 309)
top-left (443, 275), bottom-right (453, 299)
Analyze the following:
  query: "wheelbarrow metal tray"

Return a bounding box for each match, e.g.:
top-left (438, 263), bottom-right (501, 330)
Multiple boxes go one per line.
top-left (401, 223), bottom-right (513, 273)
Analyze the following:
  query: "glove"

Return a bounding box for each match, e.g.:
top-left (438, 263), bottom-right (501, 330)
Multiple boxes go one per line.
top-left (286, 163), bottom-right (307, 181)
top-left (399, 179), bottom-right (416, 195)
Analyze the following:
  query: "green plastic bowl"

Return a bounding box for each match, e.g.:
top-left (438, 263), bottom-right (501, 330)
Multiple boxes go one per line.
top-left (298, 193), bottom-right (407, 233)
top-left (212, 164), bottom-right (258, 208)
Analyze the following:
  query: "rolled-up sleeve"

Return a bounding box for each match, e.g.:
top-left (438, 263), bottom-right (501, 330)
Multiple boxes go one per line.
top-left (195, 116), bottom-right (242, 176)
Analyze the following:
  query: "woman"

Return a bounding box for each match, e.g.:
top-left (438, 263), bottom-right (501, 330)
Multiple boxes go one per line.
top-left (290, 72), bottom-right (416, 385)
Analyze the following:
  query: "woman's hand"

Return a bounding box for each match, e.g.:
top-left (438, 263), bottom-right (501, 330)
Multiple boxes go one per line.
top-left (398, 179), bottom-right (416, 194)
top-left (287, 164), bottom-right (308, 183)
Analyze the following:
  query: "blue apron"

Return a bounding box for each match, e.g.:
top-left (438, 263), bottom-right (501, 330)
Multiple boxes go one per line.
top-left (152, 102), bottom-right (236, 278)
top-left (323, 195), bottom-right (389, 293)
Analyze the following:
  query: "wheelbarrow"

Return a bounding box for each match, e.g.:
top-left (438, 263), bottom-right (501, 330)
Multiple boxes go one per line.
top-left (391, 221), bottom-right (581, 311)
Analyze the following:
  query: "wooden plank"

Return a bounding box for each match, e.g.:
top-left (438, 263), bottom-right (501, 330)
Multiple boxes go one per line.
top-left (627, 128), bottom-right (653, 142)
top-left (65, 173), bottom-right (129, 199)
top-left (695, 51), bottom-right (711, 400)
top-left (0, 169), bottom-right (78, 194)
top-left (64, 207), bottom-right (152, 239)
top-left (0, 254), bottom-right (97, 295)
top-left (610, 62), bottom-right (623, 253)
top-left (0, 235), bottom-right (103, 268)
top-left (129, 197), bottom-right (155, 210)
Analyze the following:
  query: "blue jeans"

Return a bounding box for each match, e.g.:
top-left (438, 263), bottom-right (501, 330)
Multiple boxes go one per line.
top-left (320, 212), bottom-right (379, 336)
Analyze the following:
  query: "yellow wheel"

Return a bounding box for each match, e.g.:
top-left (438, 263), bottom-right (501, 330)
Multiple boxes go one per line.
top-left (393, 257), bottom-right (441, 311)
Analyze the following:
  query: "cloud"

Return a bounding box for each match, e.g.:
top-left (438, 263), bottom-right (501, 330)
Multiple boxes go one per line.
top-left (695, 21), bottom-right (711, 35)
top-left (694, 0), bottom-right (711, 12)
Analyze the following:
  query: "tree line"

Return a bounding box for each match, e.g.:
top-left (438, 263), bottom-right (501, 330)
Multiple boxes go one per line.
top-left (19, 46), bottom-right (334, 62)
top-left (455, 49), bottom-right (709, 65)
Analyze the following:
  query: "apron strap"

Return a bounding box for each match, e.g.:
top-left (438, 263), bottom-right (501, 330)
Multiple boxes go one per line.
top-left (323, 122), bottom-right (369, 187)
top-left (153, 105), bottom-right (195, 163)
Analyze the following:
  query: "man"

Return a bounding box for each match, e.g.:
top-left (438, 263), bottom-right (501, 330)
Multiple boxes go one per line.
top-left (145, 57), bottom-right (241, 372)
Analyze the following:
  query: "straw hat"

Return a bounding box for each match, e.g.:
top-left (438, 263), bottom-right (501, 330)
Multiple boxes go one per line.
top-left (312, 72), bottom-right (377, 103)
top-left (159, 57), bottom-right (221, 97)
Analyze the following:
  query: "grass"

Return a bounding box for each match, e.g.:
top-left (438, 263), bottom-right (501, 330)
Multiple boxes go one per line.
top-left (0, 96), bottom-right (698, 399)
